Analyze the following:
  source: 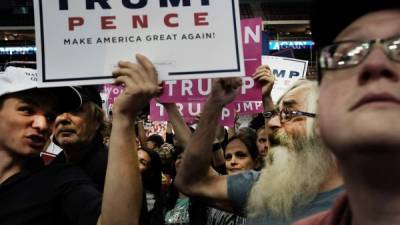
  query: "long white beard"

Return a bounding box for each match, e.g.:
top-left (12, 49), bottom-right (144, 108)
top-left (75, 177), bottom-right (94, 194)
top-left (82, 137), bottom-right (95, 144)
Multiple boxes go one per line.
top-left (246, 136), bottom-right (334, 219)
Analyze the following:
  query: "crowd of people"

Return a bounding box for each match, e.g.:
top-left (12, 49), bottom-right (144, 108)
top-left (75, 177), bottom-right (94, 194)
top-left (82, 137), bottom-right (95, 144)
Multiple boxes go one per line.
top-left (0, 1), bottom-right (399, 225)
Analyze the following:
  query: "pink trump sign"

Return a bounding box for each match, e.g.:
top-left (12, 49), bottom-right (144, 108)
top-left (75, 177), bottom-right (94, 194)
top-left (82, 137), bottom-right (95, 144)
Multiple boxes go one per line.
top-left (159, 77), bottom-right (259, 102)
top-left (103, 84), bottom-right (123, 112)
top-left (150, 99), bottom-right (236, 127)
top-left (159, 18), bottom-right (262, 104)
top-left (241, 18), bottom-right (263, 77)
top-left (236, 101), bottom-right (264, 114)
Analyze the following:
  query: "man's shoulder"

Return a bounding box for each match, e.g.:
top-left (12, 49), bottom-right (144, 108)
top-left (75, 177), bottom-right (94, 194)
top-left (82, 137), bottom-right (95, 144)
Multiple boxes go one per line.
top-left (227, 170), bottom-right (260, 194)
top-left (293, 192), bottom-right (350, 225)
top-left (228, 170), bottom-right (260, 184)
top-left (305, 186), bottom-right (345, 214)
top-left (227, 170), bottom-right (260, 214)
top-left (292, 210), bottom-right (331, 225)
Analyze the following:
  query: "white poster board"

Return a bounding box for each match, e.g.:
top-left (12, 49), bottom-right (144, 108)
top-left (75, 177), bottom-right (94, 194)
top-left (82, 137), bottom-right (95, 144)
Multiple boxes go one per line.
top-left (34, 0), bottom-right (244, 86)
top-left (262, 55), bottom-right (308, 102)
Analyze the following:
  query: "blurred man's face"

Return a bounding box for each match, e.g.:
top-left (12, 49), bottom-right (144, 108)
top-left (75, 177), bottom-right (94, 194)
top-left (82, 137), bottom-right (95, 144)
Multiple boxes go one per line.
top-left (268, 86), bottom-right (311, 147)
top-left (54, 102), bottom-right (100, 149)
top-left (256, 128), bottom-right (269, 157)
top-left (0, 91), bottom-right (56, 157)
top-left (318, 10), bottom-right (400, 155)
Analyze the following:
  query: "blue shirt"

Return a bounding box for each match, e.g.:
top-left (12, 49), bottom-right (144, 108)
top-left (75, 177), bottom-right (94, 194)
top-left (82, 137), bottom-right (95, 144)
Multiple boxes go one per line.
top-left (228, 171), bottom-right (344, 225)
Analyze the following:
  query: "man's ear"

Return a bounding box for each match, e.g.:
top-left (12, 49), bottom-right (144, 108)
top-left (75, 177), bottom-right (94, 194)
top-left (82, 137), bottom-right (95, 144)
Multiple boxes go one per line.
top-left (315, 98), bottom-right (321, 138)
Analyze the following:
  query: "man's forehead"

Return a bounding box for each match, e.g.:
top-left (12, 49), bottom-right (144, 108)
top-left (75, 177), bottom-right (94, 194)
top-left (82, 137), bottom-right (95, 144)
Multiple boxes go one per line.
top-left (279, 86), bottom-right (310, 108)
top-left (11, 89), bottom-right (58, 109)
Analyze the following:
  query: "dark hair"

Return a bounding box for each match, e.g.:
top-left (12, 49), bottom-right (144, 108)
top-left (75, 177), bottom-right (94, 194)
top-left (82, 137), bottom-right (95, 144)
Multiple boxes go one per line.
top-left (227, 127), bottom-right (259, 160)
top-left (88, 102), bottom-right (106, 139)
top-left (312, 1), bottom-right (399, 48)
top-left (146, 134), bottom-right (165, 148)
top-left (248, 113), bottom-right (265, 131)
top-left (140, 149), bottom-right (162, 197)
top-left (311, 0), bottom-right (400, 82)
top-left (141, 149), bottom-right (164, 225)
top-left (101, 120), bottom-right (112, 139)
top-left (0, 94), bottom-right (6, 109)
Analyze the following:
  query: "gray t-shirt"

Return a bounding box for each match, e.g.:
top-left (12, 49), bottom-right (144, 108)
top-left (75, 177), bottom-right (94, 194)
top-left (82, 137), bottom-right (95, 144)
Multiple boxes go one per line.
top-left (227, 171), bottom-right (344, 225)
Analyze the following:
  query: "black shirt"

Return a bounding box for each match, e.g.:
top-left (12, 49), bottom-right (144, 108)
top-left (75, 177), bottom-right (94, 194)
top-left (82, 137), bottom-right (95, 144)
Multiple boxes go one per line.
top-left (0, 158), bottom-right (101, 225)
top-left (52, 134), bottom-right (108, 192)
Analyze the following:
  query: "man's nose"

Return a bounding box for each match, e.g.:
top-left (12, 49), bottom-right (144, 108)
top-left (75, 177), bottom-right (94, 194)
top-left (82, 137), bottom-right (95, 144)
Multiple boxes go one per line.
top-left (32, 115), bottom-right (51, 133)
top-left (268, 115), bottom-right (282, 131)
top-left (56, 112), bottom-right (71, 124)
top-left (358, 45), bottom-right (398, 85)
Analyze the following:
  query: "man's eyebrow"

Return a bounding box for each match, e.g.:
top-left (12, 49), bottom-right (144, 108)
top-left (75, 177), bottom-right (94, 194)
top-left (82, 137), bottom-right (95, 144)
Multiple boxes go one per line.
top-left (282, 99), bottom-right (296, 107)
top-left (19, 97), bottom-right (57, 113)
top-left (19, 97), bottom-right (40, 107)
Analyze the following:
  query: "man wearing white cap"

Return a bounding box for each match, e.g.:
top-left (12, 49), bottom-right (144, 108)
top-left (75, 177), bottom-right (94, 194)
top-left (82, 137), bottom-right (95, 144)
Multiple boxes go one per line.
top-left (0, 54), bottom-right (157, 225)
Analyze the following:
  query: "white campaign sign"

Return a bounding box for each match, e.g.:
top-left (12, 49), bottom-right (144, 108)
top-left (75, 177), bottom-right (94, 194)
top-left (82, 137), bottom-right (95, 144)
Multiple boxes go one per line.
top-left (262, 56), bottom-right (308, 102)
top-left (34, 0), bottom-right (244, 86)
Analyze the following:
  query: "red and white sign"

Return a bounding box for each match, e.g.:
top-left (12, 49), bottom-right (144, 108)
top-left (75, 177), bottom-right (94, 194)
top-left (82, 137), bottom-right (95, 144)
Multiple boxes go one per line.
top-left (34, 0), bottom-right (244, 86)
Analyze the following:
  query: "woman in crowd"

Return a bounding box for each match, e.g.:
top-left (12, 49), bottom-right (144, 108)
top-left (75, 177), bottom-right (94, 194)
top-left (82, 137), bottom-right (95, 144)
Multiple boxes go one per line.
top-left (138, 148), bottom-right (164, 225)
top-left (207, 127), bottom-right (261, 225)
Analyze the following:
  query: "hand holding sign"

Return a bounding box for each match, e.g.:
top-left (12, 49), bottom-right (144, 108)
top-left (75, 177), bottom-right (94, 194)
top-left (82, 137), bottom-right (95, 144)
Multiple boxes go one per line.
top-left (252, 65), bottom-right (275, 99)
top-left (112, 54), bottom-right (162, 119)
top-left (261, 56), bottom-right (308, 102)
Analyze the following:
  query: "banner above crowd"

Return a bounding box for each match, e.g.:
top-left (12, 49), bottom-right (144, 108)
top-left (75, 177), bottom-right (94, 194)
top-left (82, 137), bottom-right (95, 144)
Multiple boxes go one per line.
top-left (34, 0), bottom-right (244, 86)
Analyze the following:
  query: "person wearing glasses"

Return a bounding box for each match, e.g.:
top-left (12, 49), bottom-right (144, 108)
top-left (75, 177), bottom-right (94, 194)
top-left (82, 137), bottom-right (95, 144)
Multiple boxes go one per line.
top-left (293, 1), bottom-right (400, 225)
top-left (174, 70), bottom-right (343, 225)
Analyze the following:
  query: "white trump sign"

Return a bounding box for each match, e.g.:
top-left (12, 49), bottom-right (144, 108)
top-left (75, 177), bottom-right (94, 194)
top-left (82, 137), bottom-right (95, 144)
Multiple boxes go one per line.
top-left (34, 0), bottom-right (244, 86)
top-left (262, 55), bottom-right (308, 102)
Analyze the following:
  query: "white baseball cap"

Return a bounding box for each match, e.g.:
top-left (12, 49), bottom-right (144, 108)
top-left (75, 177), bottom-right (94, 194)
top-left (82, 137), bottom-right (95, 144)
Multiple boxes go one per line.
top-left (0, 66), bottom-right (83, 112)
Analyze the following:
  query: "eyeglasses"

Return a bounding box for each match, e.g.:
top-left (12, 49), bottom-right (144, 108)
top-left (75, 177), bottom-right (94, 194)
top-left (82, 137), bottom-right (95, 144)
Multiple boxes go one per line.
top-left (263, 108), bottom-right (316, 123)
top-left (319, 34), bottom-right (400, 70)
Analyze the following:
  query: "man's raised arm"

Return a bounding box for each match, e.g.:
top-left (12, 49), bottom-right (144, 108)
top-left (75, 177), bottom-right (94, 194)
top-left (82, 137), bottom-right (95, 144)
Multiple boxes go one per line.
top-left (174, 77), bottom-right (241, 211)
top-left (98, 54), bottom-right (161, 225)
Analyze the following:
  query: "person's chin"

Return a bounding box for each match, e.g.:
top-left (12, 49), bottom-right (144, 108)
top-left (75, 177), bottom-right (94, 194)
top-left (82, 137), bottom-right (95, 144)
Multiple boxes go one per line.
top-left (228, 169), bottom-right (242, 175)
top-left (24, 141), bottom-right (46, 155)
top-left (25, 146), bottom-right (44, 157)
top-left (58, 138), bottom-right (78, 147)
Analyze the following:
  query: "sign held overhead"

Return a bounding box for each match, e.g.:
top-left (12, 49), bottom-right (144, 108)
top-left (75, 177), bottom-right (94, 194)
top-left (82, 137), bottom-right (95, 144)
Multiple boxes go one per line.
top-left (34, 0), bottom-right (244, 86)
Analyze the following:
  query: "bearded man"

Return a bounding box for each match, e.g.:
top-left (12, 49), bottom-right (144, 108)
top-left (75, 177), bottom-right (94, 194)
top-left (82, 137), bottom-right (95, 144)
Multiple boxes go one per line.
top-left (246, 80), bottom-right (342, 223)
top-left (175, 72), bottom-right (344, 225)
